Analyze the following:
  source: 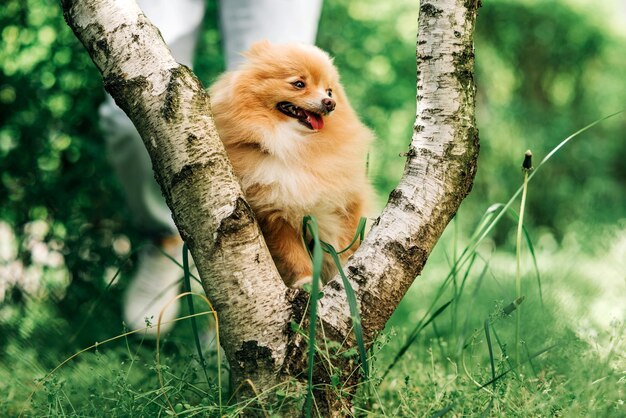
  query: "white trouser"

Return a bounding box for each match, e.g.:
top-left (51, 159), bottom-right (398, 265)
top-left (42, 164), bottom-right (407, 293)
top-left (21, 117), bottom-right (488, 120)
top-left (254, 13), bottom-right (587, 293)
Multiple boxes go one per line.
top-left (100, 0), bottom-right (322, 238)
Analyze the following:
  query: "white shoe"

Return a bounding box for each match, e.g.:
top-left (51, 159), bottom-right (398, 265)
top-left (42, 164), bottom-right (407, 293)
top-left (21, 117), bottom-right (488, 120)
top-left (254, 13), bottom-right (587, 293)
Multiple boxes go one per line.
top-left (123, 242), bottom-right (184, 337)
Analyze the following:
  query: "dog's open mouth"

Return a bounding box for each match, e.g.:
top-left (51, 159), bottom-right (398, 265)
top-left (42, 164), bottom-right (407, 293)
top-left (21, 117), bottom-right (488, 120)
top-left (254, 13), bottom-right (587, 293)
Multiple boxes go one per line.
top-left (277, 102), bottom-right (324, 130)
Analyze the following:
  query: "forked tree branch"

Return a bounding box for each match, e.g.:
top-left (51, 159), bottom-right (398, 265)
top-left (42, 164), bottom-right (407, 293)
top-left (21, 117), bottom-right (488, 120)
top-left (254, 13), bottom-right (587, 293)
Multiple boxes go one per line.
top-left (61, 0), bottom-right (480, 403)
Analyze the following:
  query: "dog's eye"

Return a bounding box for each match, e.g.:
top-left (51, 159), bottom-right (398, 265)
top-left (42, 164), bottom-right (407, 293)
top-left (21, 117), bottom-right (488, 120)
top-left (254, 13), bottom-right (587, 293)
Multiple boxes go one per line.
top-left (292, 80), bottom-right (306, 89)
top-left (327, 89), bottom-right (333, 98)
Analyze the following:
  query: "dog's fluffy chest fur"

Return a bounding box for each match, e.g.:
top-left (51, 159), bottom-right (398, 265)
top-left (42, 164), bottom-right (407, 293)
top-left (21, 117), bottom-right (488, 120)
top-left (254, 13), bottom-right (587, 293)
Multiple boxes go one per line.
top-left (246, 155), bottom-right (326, 209)
top-left (242, 151), bottom-right (352, 233)
top-left (240, 124), bottom-right (348, 205)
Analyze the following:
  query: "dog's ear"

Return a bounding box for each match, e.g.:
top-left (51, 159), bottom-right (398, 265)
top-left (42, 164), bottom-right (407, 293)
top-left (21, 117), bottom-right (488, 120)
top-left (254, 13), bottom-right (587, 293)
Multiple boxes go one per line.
top-left (243, 40), bottom-right (272, 60)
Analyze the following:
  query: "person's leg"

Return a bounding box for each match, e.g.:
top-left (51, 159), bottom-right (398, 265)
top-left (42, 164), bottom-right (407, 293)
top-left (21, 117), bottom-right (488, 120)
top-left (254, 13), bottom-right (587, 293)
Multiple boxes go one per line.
top-left (103, 0), bottom-right (205, 235)
top-left (219, 0), bottom-right (323, 69)
top-left (101, 0), bottom-right (205, 336)
top-left (107, 0), bottom-right (324, 335)
top-left (101, 29), bottom-right (204, 238)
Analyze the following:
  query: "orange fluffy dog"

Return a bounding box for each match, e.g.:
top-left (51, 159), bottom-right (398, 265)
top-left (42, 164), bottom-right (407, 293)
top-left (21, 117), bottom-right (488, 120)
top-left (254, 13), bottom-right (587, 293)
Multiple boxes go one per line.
top-left (209, 41), bottom-right (374, 287)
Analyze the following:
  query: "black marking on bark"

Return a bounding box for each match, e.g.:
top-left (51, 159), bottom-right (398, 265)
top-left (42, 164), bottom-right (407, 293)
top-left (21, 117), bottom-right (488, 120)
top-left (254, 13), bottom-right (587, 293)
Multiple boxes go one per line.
top-left (452, 45), bottom-right (475, 92)
top-left (187, 133), bottom-right (199, 145)
top-left (170, 161), bottom-right (214, 190)
top-left (280, 289), bottom-right (309, 376)
top-left (388, 188), bottom-right (404, 206)
top-left (162, 66), bottom-right (186, 122)
top-left (348, 265), bottom-right (367, 286)
top-left (420, 3), bottom-right (443, 17)
top-left (383, 241), bottom-right (426, 274)
top-left (418, 146), bottom-right (438, 160)
top-left (465, 0), bottom-right (483, 12)
top-left (95, 38), bottom-right (108, 56)
top-left (287, 288), bottom-right (309, 325)
top-left (423, 107), bottom-right (445, 116)
top-left (77, 22), bottom-right (109, 72)
top-left (234, 341), bottom-right (275, 373)
top-left (459, 125), bottom-right (480, 196)
top-left (361, 290), bottom-right (388, 340)
top-left (328, 280), bottom-right (342, 292)
top-left (103, 74), bottom-right (149, 116)
top-left (213, 198), bottom-right (256, 248)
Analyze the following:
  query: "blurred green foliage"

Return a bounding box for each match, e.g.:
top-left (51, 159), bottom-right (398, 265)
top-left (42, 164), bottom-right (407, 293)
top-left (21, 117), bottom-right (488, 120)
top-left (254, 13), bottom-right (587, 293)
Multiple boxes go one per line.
top-left (472, 1), bottom-right (626, 241)
top-left (0, 0), bottom-right (126, 342)
top-left (0, 0), bottom-right (624, 342)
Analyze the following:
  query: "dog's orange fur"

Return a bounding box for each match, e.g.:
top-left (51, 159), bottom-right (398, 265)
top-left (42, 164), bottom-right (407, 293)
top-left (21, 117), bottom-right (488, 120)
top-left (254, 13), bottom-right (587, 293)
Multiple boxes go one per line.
top-left (209, 41), bottom-right (374, 287)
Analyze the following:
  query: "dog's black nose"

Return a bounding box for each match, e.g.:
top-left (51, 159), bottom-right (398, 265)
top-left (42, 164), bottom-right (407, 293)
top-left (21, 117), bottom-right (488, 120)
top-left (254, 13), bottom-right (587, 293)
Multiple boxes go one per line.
top-left (322, 98), bottom-right (336, 112)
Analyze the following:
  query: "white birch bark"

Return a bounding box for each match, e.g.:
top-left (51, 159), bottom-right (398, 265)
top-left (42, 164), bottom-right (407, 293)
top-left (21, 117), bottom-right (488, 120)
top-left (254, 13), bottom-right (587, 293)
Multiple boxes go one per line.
top-left (60, 0), bottom-right (292, 389)
top-left (317, 0), bottom-right (481, 346)
top-left (61, 0), bottom-right (480, 412)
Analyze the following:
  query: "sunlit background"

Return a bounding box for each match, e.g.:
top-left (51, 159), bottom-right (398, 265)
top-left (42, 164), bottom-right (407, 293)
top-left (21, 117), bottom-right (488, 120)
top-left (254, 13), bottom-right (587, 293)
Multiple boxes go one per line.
top-left (1, 0), bottom-right (625, 415)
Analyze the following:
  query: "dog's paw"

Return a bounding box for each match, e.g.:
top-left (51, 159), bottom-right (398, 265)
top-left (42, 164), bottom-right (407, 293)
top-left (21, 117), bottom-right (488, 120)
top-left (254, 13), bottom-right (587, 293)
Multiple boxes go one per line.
top-left (291, 275), bottom-right (312, 289)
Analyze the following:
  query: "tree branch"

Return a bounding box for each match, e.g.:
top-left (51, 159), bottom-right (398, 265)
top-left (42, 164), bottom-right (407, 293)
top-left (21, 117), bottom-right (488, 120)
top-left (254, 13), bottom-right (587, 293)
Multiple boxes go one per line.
top-left (60, 0), bottom-right (292, 388)
top-left (317, 0), bottom-right (480, 344)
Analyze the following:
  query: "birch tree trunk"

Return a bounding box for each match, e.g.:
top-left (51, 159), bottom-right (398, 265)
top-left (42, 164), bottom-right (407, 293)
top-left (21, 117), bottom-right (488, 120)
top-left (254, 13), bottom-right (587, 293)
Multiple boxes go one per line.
top-left (61, 0), bottom-right (480, 415)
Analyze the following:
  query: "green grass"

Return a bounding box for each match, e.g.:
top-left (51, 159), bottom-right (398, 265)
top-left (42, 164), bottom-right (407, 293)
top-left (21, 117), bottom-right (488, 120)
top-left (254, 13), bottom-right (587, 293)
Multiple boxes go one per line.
top-left (1, 225), bottom-right (624, 417)
top-left (380, 245), bottom-right (625, 417)
top-left (4, 236), bottom-right (624, 417)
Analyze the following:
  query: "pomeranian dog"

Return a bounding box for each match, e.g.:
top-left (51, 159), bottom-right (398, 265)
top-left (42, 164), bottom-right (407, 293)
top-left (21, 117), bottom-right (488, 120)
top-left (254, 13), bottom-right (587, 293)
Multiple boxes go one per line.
top-left (209, 41), bottom-right (375, 287)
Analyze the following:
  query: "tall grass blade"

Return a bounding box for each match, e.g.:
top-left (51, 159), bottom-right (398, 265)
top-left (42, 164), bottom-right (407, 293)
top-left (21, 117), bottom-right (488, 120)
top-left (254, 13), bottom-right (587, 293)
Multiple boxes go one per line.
top-left (456, 257), bottom-right (490, 357)
top-left (484, 203), bottom-right (543, 306)
top-left (302, 215), bottom-right (324, 418)
top-left (302, 215), bottom-right (369, 417)
top-left (455, 252), bottom-right (478, 314)
top-left (335, 216), bottom-right (367, 255)
top-left (489, 323), bottom-right (515, 378)
top-left (181, 244), bottom-right (210, 387)
top-left (515, 166), bottom-right (530, 365)
top-left (522, 227), bottom-right (543, 307)
top-left (323, 243), bottom-right (369, 379)
top-left (484, 319), bottom-right (496, 391)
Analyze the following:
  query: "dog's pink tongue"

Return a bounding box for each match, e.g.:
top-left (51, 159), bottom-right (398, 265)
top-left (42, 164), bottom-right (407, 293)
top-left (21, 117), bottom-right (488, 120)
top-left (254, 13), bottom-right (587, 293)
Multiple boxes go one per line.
top-left (305, 111), bottom-right (324, 130)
